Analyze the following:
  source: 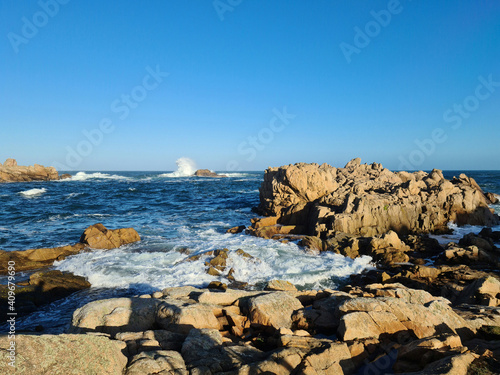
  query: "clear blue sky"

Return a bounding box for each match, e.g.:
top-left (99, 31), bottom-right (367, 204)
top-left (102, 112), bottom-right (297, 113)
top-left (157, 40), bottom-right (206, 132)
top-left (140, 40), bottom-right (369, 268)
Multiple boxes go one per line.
top-left (1, 0), bottom-right (499, 171)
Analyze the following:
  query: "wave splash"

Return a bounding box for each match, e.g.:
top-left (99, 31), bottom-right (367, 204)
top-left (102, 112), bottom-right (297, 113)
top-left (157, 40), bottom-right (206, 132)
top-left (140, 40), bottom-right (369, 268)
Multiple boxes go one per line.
top-left (160, 157), bottom-right (197, 177)
top-left (19, 188), bottom-right (47, 197)
top-left (63, 172), bottom-right (130, 181)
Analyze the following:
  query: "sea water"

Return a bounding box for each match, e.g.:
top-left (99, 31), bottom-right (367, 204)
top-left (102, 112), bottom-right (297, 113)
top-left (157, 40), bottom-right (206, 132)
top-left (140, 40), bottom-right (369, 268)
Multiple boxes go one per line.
top-left (1, 166), bottom-right (499, 332)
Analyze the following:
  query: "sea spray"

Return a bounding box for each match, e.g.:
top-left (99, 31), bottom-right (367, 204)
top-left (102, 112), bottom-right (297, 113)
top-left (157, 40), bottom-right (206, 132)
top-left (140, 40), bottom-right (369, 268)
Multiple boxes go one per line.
top-left (160, 157), bottom-right (197, 177)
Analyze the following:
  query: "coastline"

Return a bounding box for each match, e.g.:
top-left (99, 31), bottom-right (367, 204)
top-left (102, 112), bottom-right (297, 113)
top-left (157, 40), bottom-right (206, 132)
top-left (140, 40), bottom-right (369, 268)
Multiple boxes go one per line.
top-left (1, 159), bottom-right (500, 373)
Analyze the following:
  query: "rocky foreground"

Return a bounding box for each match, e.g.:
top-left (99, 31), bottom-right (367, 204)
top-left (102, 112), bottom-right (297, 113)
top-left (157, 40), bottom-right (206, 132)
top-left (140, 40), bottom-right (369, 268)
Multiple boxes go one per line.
top-left (1, 281), bottom-right (499, 374)
top-left (0, 158), bottom-right (70, 182)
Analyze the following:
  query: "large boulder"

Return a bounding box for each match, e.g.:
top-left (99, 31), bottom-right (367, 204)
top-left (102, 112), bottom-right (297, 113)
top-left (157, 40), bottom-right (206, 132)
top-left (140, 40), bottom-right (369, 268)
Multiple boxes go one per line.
top-left (70, 297), bottom-right (160, 335)
top-left (248, 292), bottom-right (303, 329)
top-left (337, 284), bottom-right (473, 341)
top-left (80, 223), bottom-right (141, 249)
top-left (126, 350), bottom-right (188, 375)
top-left (0, 334), bottom-right (127, 375)
top-left (257, 160), bottom-right (499, 237)
top-left (0, 158), bottom-right (61, 182)
top-left (0, 270), bottom-right (90, 317)
top-left (156, 299), bottom-right (220, 334)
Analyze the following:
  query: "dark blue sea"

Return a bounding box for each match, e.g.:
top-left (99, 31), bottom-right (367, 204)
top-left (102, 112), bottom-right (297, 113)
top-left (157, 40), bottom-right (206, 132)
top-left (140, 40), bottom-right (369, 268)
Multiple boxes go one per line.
top-left (1, 165), bottom-right (499, 333)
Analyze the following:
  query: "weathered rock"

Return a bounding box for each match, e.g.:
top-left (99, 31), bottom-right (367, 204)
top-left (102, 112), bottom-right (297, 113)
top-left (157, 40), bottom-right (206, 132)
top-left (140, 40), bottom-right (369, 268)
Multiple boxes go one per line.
top-left (70, 297), bottom-right (160, 335)
top-left (0, 223), bottom-right (141, 275)
top-left (397, 352), bottom-right (477, 375)
top-left (156, 299), bottom-right (220, 334)
top-left (265, 279), bottom-right (298, 292)
top-left (126, 350), bottom-right (188, 375)
top-left (248, 292), bottom-right (303, 329)
top-left (337, 284), bottom-right (473, 341)
top-left (80, 223), bottom-right (141, 249)
top-left (0, 334), bottom-right (127, 375)
top-left (226, 225), bottom-right (246, 234)
top-left (485, 192), bottom-right (499, 204)
top-left (194, 169), bottom-right (224, 177)
top-left (0, 243), bottom-right (86, 274)
top-left (0, 158), bottom-right (63, 182)
top-left (456, 276), bottom-right (500, 307)
top-left (258, 160), bottom-right (498, 237)
top-left (395, 334), bottom-right (463, 369)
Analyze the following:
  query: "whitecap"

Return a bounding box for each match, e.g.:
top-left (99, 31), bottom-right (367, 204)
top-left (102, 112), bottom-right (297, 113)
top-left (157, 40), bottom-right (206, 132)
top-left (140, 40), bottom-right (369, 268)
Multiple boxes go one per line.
top-left (61, 172), bottom-right (130, 181)
top-left (19, 188), bottom-right (46, 197)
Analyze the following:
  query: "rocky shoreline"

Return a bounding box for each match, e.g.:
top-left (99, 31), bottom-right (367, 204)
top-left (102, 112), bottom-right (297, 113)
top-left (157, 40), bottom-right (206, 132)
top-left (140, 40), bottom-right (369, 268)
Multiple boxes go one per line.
top-left (1, 159), bottom-right (499, 374)
top-left (0, 158), bottom-right (71, 182)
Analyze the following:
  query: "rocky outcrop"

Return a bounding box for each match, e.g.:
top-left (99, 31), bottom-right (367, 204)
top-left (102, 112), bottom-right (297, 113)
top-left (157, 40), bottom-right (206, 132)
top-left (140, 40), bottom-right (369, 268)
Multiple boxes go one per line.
top-left (80, 223), bottom-right (141, 249)
top-left (0, 333), bottom-right (128, 375)
top-left (194, 169), bottom-right (224, 177)
top-left (0, 223), bottom-right (141, 274)
top-left (256, 159), bottom-right (499, 237)
top-left (0, 158), bottom-right (66, 182)
top-left (0, 270), bottom-right (90, 317)
top-left (65, 284), bottom-right (499, 374)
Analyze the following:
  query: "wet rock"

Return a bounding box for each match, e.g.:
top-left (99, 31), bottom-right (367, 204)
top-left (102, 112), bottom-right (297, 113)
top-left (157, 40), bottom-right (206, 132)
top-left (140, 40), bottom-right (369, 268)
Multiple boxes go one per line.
top-left (194, 169), bottom-right (224, 177)
top-left (80, 223), bottom-right (141, 249)
top-left (226, 225), bottom-right (246, 234)
top-left (0, 270), bottom-right (90, 317)
top-left (0, 223), bottom-right (141, 274)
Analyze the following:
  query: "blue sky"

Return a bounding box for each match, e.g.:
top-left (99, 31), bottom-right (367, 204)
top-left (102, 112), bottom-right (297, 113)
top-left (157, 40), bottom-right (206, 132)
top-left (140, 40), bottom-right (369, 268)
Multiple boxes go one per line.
top-left (1, 0), bottom-right (499, 171)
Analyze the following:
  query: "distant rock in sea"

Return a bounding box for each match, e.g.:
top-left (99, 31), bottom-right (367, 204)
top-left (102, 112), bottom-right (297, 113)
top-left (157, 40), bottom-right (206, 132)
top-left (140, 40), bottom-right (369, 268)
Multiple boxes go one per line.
top-left (0, 158), bottom-right (69, 182)
top-left (194, 169), bottom-right (225, 178)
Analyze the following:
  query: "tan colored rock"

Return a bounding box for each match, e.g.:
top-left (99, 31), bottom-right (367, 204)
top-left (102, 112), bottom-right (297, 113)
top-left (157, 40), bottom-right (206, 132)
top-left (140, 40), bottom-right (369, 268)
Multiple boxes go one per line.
top-left (0, 243), bottom-right (86, 274)
top-left (80, 223), bottom-right (141, 249)
top-left (257, 160), bottom-right (498, 237)
top-left (156, 299), bottom-right (220, 334)
top-left (0, 224), bottom-right (141, 275)
top-left (126, 350), bottom-right (188, 375)
top-left (456, 276), bottom-right (500, 307)
top-left (0, 158), bottom-right (62, 182)
top-left (397, 352), bottom-right (476, 375)
top-left (236, 348), bottom-right (305, 375)
top-left (0, 334), bottom-right (127, 375)
top-left (265, 279), bottom-right (298, 291)
top-left (248, 292), bottom-right (303, 329)
top-left (71, 297), bottom-right (160, 335)
top-left (397, 334), bottom-right (462, 363)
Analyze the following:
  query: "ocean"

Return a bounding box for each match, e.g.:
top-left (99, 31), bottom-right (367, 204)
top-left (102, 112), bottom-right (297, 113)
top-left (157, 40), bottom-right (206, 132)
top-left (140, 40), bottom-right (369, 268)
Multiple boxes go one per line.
top-left (1, 166), bottom-right (499, 333)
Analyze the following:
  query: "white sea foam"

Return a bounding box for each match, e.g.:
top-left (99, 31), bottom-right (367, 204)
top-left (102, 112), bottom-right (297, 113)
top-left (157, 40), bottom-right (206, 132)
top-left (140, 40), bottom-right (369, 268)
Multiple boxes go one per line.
top-left (55, 230), bottom-right (373, 291)
top-left (65, 192), bottom-right (84, 199)
top-left (219, 173), bottom-right (252, 178)
top-left (62, 172), bottom-right (130, 181)
top-left (430, 222), bottom-right (500, 245)
top-left (19, 188), bottom-right (46, 197)
top-left (160, 157), bottom-right (197, 177)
